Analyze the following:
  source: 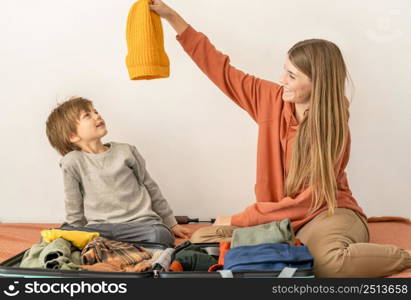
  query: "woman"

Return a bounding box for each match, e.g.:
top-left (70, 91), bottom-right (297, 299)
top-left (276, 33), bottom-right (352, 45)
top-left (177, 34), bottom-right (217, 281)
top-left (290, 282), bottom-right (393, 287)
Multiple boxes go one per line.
top-left (150, 0), bottom-right (411, 277)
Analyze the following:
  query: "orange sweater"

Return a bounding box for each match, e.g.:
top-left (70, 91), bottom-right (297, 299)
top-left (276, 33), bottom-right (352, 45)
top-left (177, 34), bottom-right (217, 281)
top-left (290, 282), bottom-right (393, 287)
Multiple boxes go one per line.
top-left (177, 26), bottom-right (366, 232)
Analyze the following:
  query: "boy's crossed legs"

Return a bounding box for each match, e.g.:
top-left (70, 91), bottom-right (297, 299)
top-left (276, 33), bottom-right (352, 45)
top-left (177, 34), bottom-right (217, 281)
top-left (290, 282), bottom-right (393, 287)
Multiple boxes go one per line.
top-left (59, 221), bottom-right (175, 247)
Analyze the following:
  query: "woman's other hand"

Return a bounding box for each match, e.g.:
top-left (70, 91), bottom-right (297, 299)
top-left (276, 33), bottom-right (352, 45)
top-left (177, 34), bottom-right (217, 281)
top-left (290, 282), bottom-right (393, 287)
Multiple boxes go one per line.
top-left (213, 216), bottom-right (232, 226)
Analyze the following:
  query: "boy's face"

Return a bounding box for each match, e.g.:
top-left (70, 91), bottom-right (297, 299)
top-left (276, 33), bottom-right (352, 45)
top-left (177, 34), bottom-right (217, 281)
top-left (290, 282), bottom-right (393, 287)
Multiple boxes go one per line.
top-left (70, 106), bottom-right (107, 144)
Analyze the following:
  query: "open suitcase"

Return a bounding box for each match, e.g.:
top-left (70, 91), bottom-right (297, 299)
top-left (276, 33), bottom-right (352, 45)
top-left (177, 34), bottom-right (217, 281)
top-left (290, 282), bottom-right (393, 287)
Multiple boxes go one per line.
top-left (0, 218), bottom-right (314, 278)
top-left (0, 241), bottom-right (314, 279)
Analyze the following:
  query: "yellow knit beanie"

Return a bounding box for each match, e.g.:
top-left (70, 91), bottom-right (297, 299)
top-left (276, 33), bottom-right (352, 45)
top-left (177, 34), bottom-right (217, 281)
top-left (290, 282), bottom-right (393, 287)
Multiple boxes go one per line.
top-left (126, 0), bottom-right (170, 80)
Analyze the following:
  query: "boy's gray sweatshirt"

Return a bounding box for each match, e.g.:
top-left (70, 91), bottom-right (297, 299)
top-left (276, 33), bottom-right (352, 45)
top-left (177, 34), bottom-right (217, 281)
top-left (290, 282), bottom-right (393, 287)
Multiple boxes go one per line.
top-left (59, 142), bottom-right (177, 229)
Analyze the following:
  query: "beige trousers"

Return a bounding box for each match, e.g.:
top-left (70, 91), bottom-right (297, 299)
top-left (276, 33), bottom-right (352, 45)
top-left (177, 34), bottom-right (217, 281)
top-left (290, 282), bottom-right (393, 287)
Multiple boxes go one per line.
top-left (190, 208), bottom-right (411, 277)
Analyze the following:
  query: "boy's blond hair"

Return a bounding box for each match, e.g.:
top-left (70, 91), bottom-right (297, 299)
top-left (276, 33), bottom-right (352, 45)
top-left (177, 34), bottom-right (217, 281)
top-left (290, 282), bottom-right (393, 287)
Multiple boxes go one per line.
top-left (46, 97), bottom-right (93, 156)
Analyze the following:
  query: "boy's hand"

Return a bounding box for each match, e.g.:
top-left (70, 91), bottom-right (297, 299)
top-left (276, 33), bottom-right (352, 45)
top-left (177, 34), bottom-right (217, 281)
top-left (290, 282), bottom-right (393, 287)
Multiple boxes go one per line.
top-left (171, 224), bottom-right (190, 239)
top-left (213, 216), bottom-right (232, 226)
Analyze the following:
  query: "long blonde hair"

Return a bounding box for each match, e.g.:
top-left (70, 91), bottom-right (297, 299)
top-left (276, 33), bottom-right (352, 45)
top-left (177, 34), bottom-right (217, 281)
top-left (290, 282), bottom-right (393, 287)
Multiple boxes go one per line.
top-left (284, 39), bottom-right (351, 216)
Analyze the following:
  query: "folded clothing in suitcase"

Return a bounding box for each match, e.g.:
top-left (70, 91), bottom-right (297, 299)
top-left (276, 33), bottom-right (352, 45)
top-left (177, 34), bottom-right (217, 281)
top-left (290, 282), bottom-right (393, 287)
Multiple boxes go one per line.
top-left (224, 243), bottom-right (313, 272)
top-left (159, 242), bottom-right (314, 278)
top-left (159, 219), bottom-right (314, 278)
top-left (0, 239), bottom-right (169, 278)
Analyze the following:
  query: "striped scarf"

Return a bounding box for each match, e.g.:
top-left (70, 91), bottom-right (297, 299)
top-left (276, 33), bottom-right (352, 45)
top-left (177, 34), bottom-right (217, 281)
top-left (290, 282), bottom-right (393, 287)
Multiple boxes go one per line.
top-left (81, 237), bottom-right (152, 266)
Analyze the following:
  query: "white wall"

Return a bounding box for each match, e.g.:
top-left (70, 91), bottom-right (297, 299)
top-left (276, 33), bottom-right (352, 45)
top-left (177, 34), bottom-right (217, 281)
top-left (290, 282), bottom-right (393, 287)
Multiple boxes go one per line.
top-left (0, 0), bottom-right (410, 223)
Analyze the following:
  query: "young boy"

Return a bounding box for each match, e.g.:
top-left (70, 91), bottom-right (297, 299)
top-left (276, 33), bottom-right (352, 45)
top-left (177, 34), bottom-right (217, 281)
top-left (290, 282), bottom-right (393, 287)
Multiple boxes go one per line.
top-left (46, 97), bottom-right (189, 247)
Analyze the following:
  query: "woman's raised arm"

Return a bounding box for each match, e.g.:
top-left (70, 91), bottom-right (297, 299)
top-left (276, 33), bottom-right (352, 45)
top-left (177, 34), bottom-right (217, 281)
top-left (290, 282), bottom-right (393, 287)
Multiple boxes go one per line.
top-left (150, 0), bottom-right (282, 123)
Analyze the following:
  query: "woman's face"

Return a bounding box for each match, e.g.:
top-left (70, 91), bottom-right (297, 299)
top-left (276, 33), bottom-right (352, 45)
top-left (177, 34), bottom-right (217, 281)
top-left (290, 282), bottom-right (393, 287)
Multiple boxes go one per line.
top-left (279, 56), bottom-right (312, 104)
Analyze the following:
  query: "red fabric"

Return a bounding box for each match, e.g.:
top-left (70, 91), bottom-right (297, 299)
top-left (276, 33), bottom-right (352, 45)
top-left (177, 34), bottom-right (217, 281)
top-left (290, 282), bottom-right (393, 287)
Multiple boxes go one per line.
top-left (208, 241), bottom-right (231, 272)
top-left (169, 260), bottom-right (184, 272)
top-left (208, 263), bottom-right (223, 272)
top-left (217, 241), bottom-right (231, 265)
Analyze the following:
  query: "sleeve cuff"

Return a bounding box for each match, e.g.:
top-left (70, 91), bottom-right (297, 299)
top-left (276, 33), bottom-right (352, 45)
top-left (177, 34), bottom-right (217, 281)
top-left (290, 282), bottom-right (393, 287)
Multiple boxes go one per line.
top-left (176, 24), bottom-right (196, 41)
top-left (176, 25), bottom-right (204, 52)
top-left (162, 215), bottom-right (178, 228)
